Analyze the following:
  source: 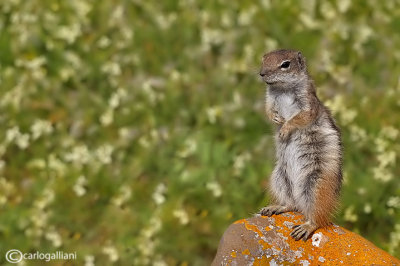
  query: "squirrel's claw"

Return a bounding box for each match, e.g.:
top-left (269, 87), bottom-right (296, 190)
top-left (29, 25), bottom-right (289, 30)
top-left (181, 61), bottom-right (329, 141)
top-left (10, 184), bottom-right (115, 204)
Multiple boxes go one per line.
top-left (272, 113), bottom-right (285, 125)
top-left (259, 205), bottom-right (289, 216)
top-left (290, 223), bottom-right (317, 241)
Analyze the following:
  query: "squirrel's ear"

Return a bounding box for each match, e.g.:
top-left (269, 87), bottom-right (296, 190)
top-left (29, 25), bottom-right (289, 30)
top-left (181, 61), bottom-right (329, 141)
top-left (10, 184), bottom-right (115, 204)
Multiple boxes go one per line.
top-left (297, 52), bottom-right (306, 70)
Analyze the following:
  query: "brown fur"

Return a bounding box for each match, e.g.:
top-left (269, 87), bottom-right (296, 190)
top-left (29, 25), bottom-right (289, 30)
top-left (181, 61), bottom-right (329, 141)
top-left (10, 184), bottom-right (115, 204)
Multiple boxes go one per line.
top-left (313, 171), bottom-right (340, 227)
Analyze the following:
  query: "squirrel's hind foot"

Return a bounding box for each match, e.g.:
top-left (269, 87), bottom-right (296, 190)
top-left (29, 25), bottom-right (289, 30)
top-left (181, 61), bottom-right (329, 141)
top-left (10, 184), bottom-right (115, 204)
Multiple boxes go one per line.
top-left (290, 222), bottom-right (318, 241)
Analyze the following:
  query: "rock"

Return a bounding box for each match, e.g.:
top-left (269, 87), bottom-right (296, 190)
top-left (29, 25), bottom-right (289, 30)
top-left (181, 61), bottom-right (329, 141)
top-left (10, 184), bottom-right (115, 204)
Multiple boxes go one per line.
top-left (212, 212), bottom-right (400, 265)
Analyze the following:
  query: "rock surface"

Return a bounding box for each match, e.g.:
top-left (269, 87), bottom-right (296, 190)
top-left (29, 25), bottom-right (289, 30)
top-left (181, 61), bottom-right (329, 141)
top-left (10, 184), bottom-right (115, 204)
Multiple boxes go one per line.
top-left (212, 212), bottom-right (400, 265)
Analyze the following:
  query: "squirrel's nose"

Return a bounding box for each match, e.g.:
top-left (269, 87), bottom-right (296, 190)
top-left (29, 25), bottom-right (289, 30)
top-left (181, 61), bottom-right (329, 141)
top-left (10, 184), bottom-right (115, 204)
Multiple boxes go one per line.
top-left (259, 66), bottom-right (268, 77)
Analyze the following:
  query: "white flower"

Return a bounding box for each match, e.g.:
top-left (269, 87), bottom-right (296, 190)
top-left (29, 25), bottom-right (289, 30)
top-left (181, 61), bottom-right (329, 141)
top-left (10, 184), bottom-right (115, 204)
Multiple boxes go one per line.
top-left (64, 145), bottom-right (91, 164)
top-left (16, 133), bottom-right (30, 149)
top-left (344, 205), bottom-right (358, 222)
top-left (95, 144), bottom-right (114, 164)
top-left (102, 245), bottom-right (119, 262)
top-left (170, 70), bottom-right (181, 81)
top-left (48, 154), bottom-right (67, 177)
top-left (374, 137), bottom-right (389, 153)
top-left (206, 106), bottom-right (221, 124)
top-left (152, 183), bottom-right (166, 205)
top-left (387, 197), bottom-right (400, 209)
top-left (109, 94), bottom-right (119, 108)
top-left (206, 181), bottom-right (222, 197)
top-left (349, 125), bottom-right (367, 144)
top-left (389, 224), bottom-right (400, 254)
top-left (201, 28), bottom-right (224, 48)
top-left (358, 25), bottom-right (374, 43)
top-left (0, 160), bottom-right (5, 173)
top-left (101, 61), bottom-right (121, 76)
top-left (15, 56), bottom-right (46, 70)
top-left (108, 88), bottom-right (127, 109)
top-left (155, 13), bottom-right (177, 30)
top-left (73, 176), bottom-right (87, 197)
top-left (0, 177), bottom-right (15, 205)
top-left (364, 203), bottom-right (372, 214)
top-left (260, 0), bottom-right (271, 9)
top-left (138, 136), bottom-right (151, 148)
top-left (31, 119), bottom-right (53, 140)
top-left (264, 38), bottom-right (278, 51)
top-left (33, 188), bottom-right (54, 213)
top-left (233, 152), bottom-right (251, 176)
top-left (177, 139), bottom-right (197, 158)
top-left (325, 95), bottom-right (344, 115)
top-left (372, 166), bottom-right (393, 183)
top-left (59, 67), bottom-right (74, 81)
top-left (377, 151), bottom-right (396, 168)
top-left (381, 126), bottom-right (399, 140)
top-left (299, 14), bottom-right (319, 29)
top-left (111, 186), bottom-right (132, 207)
top-left (357, 187), bottom-right (366, 195)
top-left (55, 23), bottom-right (81, 44)
top-left (221, 12), bottom-right (232, 27)
top-left (153, 259), bottom-right (168, 266)
top-left (71, 0), bottom-right (92, 18)
top-left (173, 208), bottom-right (189, 225)
top-left (118, 127), bottom-right (137, 143)
top-left (65, 51), bottom-right (82, 68)
top-left (84, 255), bottom-right (95, 266)
top-left (238, 6), bottom-right (257, 26)
top-left (320, 1), bottom-right (336, 20)
top-left (109, 5), bottom-right (124, 26)
top-left (45, 228), bottom-right (62, 247)
top-left (142, 81), bottom-right (158, 104)
top-left (98, 36), bottom-right (111, 48)
top-left (100, 108), bottom-right (114, 126)
top-left (337, 0), bottom-right (351, 13)
top-left (1, 84), bottom-right (23, 108)
top-left (341, 109), bottom-right (357, 125)
top-left (6, 126), bottom-right (21, 143)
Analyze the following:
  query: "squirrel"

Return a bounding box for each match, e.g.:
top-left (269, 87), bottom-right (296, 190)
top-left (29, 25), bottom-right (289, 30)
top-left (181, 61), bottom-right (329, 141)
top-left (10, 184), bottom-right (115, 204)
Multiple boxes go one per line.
top-left (258, 49), bottom-right (343, 241)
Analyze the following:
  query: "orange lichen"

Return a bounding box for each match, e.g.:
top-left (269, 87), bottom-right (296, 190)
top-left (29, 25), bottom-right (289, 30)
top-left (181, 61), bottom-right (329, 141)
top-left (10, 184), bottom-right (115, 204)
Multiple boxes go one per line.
top-left (242, 249), bottom-right (250, 255)
top-left (213, 213), bottom-right (400, 265)
top-left (233, 219), bottom-right (245, 224)
top-left (230, 251), bottom-right (236, 258)
top-left (244, 217), bottom-right (263, 237)
top-left (253, 256), bottom-right (270, 266)
top-left (264, 226), bottom-right (272, 231)
top-left (258, 239), bottom-right (271, 250)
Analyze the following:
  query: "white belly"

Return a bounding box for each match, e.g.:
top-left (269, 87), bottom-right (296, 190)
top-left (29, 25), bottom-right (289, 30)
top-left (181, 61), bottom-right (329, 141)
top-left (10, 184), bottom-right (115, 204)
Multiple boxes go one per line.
top-left (274, 93), bottom-right (300, 120)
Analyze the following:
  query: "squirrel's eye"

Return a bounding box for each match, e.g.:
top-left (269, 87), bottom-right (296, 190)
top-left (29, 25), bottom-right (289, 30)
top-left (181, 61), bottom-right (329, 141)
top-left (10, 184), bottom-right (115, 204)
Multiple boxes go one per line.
top-left (280, 61), bottom-right (290, 69)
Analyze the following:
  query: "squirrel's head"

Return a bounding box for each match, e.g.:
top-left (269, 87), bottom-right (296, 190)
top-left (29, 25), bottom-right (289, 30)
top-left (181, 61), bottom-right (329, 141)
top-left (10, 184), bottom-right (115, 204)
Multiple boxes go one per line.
top-left (260, 49), bottom-right (308, 89)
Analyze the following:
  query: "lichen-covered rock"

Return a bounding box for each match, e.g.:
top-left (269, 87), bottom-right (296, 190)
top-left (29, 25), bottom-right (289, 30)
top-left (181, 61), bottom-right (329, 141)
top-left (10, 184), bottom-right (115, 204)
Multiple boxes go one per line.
top-left (212, 212), bottom-right (400, 265)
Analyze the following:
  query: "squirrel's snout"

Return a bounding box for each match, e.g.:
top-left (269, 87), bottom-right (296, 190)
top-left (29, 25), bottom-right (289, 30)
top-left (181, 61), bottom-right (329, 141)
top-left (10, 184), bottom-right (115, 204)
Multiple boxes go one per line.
top-left (260, 69), bottom-right (272, 83)
top-left (259, 67), bottom-right (268, 77)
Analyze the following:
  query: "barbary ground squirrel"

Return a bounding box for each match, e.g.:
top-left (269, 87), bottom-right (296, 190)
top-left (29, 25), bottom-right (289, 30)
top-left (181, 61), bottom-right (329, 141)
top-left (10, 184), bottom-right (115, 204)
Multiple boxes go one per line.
top-left (258, 49), bottom-right (343, 241)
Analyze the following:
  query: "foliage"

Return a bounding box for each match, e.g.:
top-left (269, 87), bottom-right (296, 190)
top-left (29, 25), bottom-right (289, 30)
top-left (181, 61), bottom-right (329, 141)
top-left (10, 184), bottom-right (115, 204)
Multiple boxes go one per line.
top-left (0, 0), bottom-right (399, 264)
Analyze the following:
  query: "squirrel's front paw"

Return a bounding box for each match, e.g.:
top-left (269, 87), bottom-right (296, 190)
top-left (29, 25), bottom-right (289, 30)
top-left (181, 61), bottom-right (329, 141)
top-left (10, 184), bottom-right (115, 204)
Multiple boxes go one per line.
top-left (259, 205), bottom-right (290, 216)
top-left (279, 124), bottom-right (292, 140)
top-left (272, 113), bottom-right (285, 125)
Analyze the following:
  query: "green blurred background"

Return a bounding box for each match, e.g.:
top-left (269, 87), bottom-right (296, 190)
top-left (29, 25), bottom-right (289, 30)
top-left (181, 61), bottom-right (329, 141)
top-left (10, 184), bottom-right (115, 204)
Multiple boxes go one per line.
top-left (0, 0), bottom-right (400, 265)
